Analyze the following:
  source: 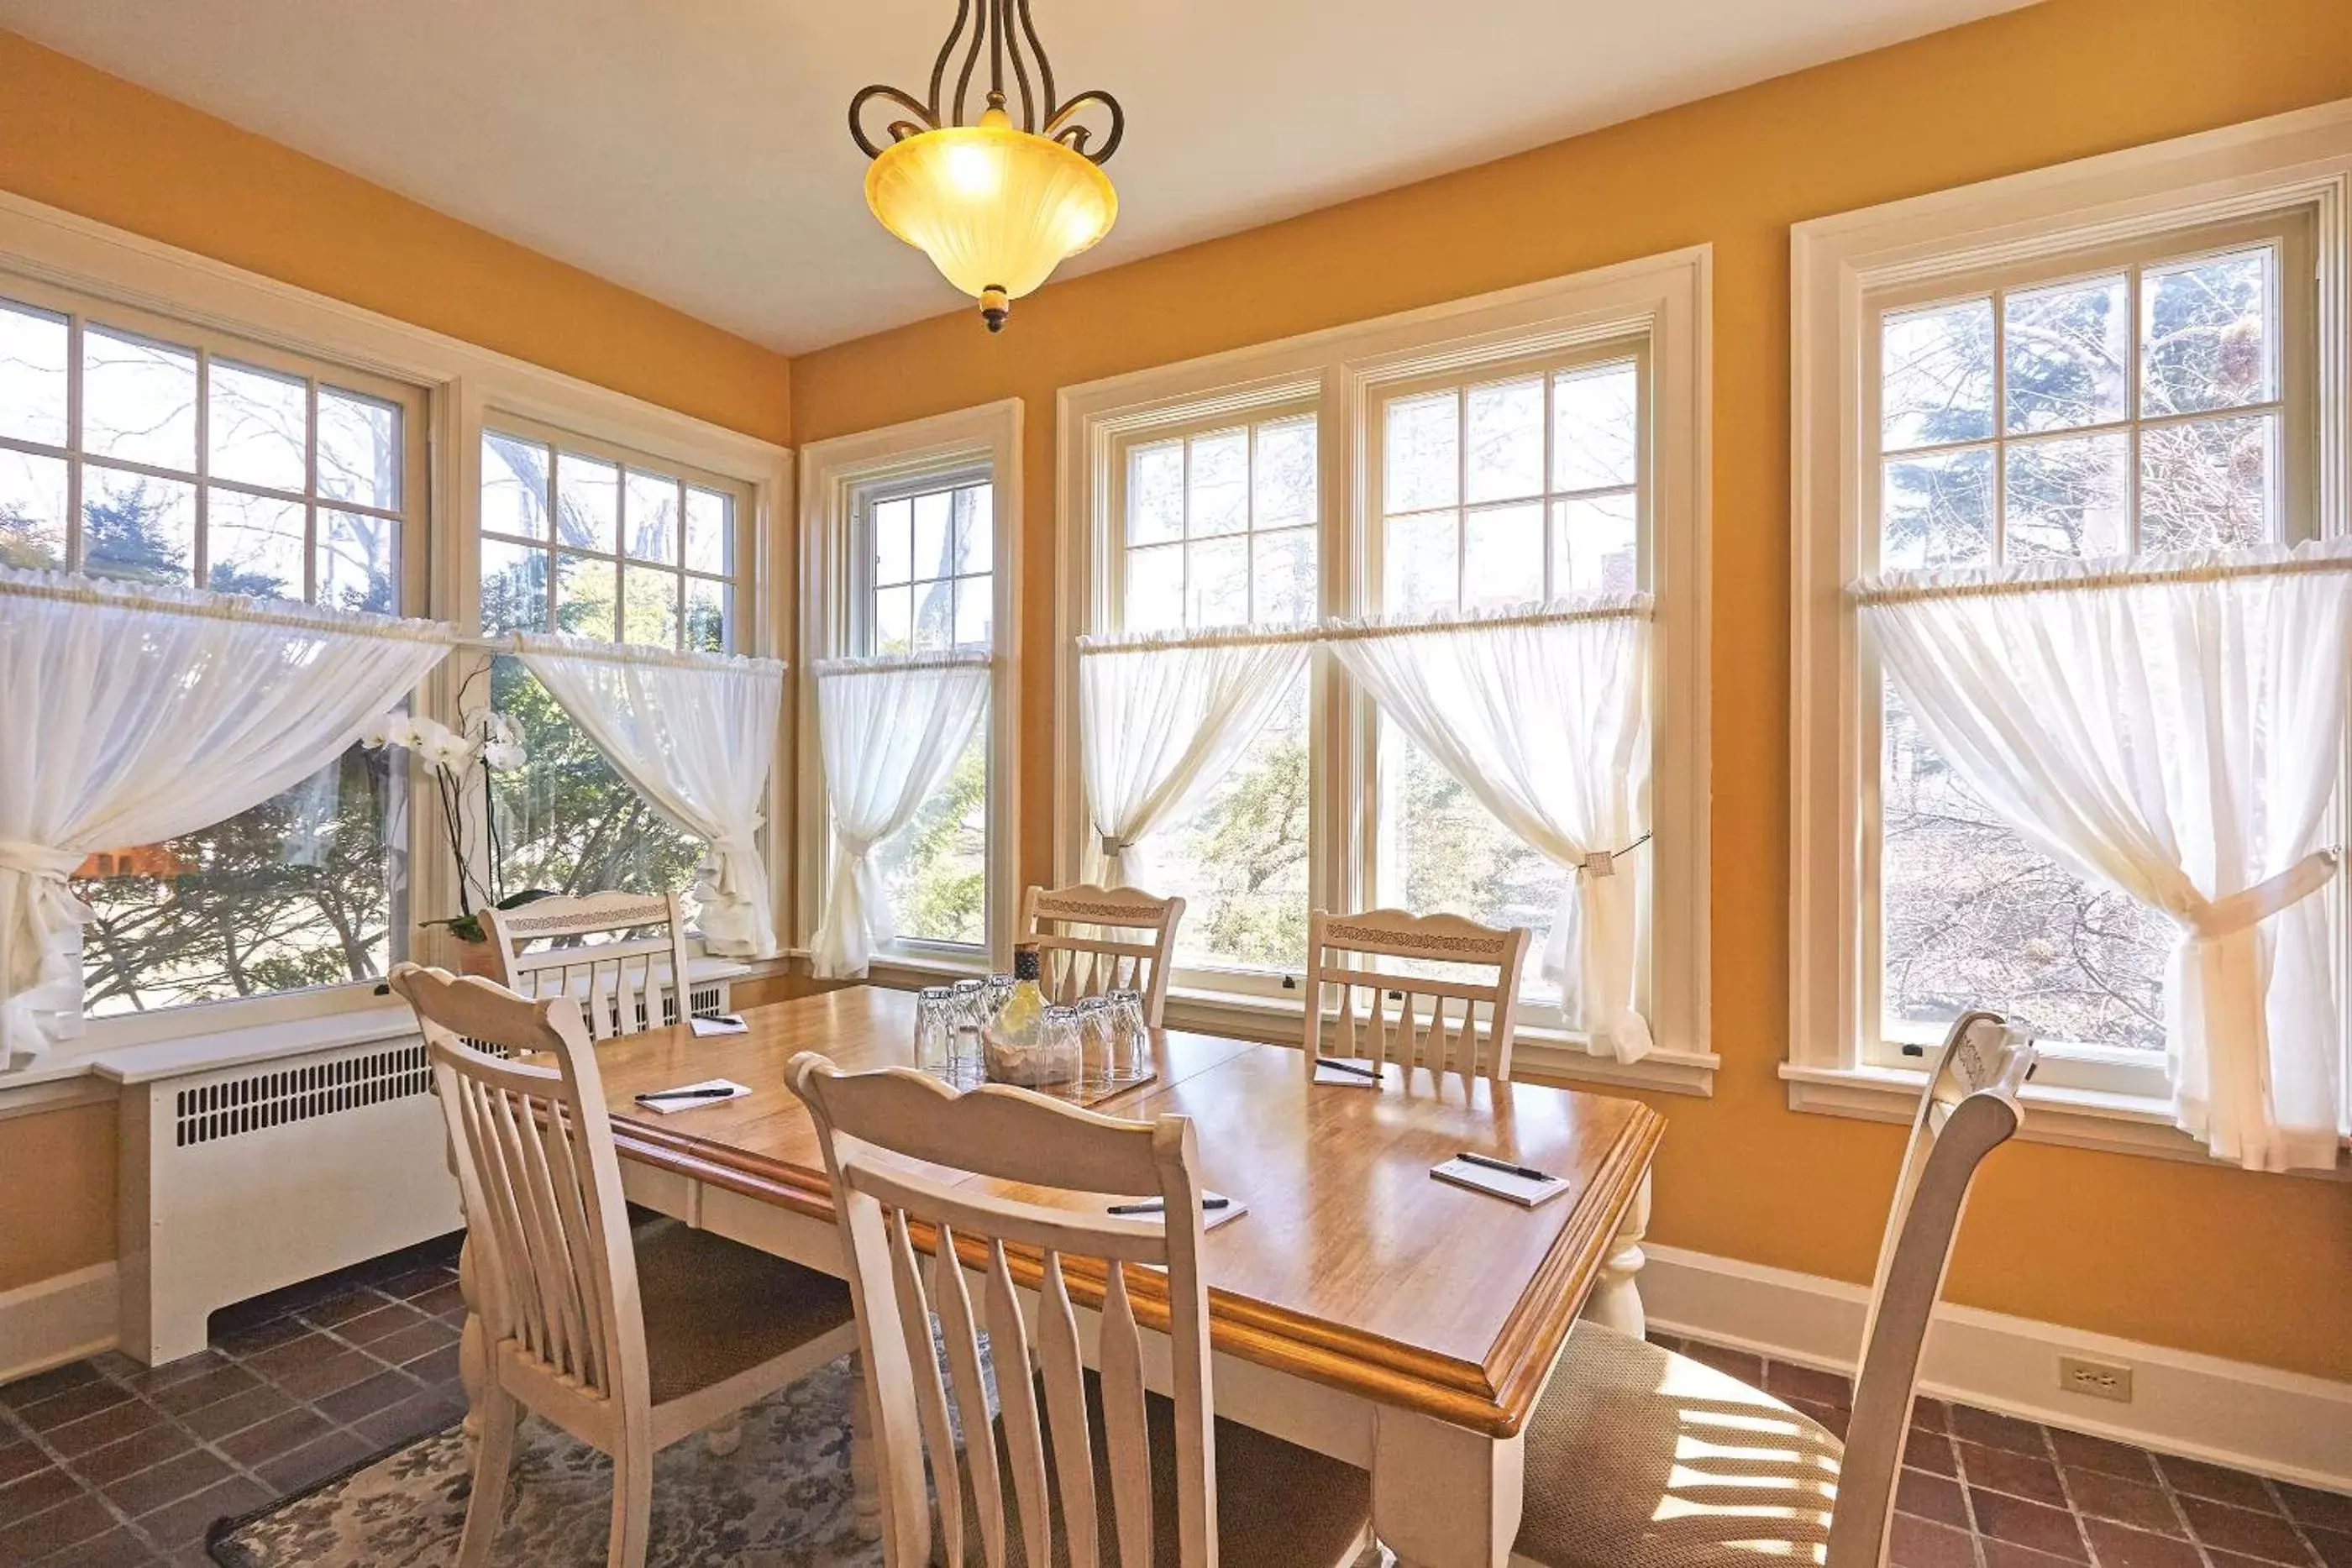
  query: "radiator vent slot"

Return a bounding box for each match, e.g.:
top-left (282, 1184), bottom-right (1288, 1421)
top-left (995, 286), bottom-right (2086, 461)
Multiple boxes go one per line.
top-left (175, 1044), bottom-right (432, 1148)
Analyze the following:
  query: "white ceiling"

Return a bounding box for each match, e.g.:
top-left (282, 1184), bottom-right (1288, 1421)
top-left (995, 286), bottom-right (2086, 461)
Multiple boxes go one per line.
top-left (0, 0), bottom-right (2034, 354)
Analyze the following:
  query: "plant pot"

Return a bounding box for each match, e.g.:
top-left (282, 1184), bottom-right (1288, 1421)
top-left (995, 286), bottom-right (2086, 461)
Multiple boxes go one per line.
top-left (450, 934), bottom-right (504, 980)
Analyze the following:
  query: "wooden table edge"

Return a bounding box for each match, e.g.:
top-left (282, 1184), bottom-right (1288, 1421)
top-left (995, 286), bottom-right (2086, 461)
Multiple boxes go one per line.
top-left (612, 1085), bottom-right (1667, 1440)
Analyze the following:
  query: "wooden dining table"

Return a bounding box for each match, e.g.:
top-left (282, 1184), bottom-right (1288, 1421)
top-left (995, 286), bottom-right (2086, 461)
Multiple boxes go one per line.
top-left (454, 984), bottom-right (1663, 1568)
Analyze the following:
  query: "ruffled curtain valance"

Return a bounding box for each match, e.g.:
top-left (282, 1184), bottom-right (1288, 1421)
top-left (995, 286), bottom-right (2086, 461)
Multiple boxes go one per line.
top-left (0, 569), bottom-right (454, 1067)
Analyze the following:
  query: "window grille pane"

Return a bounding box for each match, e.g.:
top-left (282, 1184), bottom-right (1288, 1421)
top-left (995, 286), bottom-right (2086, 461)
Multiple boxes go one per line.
top-left (2141, 249), bottom-right (2275, 417)
top-left (1881, 299), bottom-right (1995, 450)
top-left (207, 359), bottom-right (307, 493)
top-left (2003, 275), bottom-right (2129, 435)
top-left (84, 326), bottom-right (197, 469)
top-left (0, 448), bottom-right (68, 569)
top-left (318, 388), bottom-right (402, 511)
top-left (1552, 361), bottom-right (1640, 491)
top-left (2139, 413), bottom-right (2277, 553)
top-left (82, 468), bottom-right (196, 586)
top-left (0, 299), bottom-right (68, 448)
top-left (207, 488), bottom-right (307, 599)
top-left (2003, 433), bottom-right (2130, 561)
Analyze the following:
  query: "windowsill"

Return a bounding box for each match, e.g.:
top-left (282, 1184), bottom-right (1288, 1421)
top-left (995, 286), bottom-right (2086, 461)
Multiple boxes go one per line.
top-left (1163, 984), bottom-right (1718, 1097)
top-left (1780, 1061), bottom-right (2352, 1177)
top-left (0, 955), bottom-right (755, 1093)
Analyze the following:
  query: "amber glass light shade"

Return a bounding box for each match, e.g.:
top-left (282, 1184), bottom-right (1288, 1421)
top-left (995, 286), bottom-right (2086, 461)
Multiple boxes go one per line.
top-left (865, 108), bottom-right (1117, 330)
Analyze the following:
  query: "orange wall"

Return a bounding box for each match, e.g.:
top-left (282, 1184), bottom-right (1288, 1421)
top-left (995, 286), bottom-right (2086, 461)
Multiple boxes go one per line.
top-left (0, 29), bottom-right (792, 443)
top-left (0, 1098), bottom-right (117, 1294)
top-left (790, 0), bottom-right (2352, 1382)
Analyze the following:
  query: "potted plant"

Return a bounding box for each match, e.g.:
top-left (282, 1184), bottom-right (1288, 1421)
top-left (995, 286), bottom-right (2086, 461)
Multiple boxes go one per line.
top-left (360, 697), bottom-right (553, 977)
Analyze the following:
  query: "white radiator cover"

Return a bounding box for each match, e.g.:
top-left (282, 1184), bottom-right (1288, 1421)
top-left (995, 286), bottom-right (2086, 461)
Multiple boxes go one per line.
top-left (117, 977), bottom-right (732, 1366)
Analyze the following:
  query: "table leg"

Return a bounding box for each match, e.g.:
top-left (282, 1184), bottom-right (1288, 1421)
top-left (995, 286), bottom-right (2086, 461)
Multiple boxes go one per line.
top-left (1373, 1407), bottom-right (1524, 1568)
top-left (1583, 1169), bottom-right (1651, 1339)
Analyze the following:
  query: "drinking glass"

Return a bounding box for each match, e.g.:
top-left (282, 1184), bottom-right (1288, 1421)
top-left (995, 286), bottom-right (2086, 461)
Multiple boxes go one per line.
top-left (949, 978), bottom-right (988, 1078)
top-left (912, 986), bottom-right (956, 1076)
top-left (1075, 996), bottom-right (1116, 1091)
top-left (1037, 1005), bottom-right (1084, 1088)
top-left (1106, 989), bottom-right (1149, 1083)
top-left (984, 973), bottom-right (1016, 1019)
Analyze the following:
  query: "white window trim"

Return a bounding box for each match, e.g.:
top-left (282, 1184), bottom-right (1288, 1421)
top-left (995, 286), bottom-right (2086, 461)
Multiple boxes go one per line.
top-left (1788, 99), bottom-right (2352, 1167)
top-left (795, 399), bottom-right (1024, 978)
top-left (0, 186), bottom-right (795, 1070)
top-left (1057, 248), bottom-right (1714, 1096)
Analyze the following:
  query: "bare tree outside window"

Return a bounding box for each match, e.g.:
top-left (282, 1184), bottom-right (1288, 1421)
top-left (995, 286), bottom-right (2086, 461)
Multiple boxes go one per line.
top-left (1875, 244), bottom-right (2283, 1050)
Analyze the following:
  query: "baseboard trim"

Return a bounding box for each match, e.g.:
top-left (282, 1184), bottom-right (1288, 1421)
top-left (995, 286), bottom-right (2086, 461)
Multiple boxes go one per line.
top-left (0, 1261), bottom-right (119, 1384)
top-left (1641, 1245), bottom-right (2352, 1492)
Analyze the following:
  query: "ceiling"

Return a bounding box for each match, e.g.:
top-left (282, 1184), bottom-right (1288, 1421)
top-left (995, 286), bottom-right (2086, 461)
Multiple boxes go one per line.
top-left (0, 1), bottom-right (2035, 354)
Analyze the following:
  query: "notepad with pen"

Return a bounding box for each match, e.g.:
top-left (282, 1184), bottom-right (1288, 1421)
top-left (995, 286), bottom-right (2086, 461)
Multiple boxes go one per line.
top-left (633, 1078), bottom-right (751, 1114)
top-left (689, 1013), bottom-right (748, 1036)
top-left (1104, 1191), bottom-right (1249, 1231)
top-left (1430, 1153), bottom-right (1572, 1208)
top-left (1311, 1056), bottom-right (1383, 1088)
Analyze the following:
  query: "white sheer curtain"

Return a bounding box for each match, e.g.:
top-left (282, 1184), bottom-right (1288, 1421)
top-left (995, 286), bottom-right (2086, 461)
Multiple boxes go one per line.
top-left (0, 569), bottom-right (451, 1067)
top-left (516, 636), bottom-right (786, 959)
top-left (1077, 629), bottom-right (1315, 888)
top-left (1861, 543), bottom-right (2352, 1172)
top-left (809, 653), bottom-right (991, 978)
top-left (1327, 598), bottom-right (1654, 1062)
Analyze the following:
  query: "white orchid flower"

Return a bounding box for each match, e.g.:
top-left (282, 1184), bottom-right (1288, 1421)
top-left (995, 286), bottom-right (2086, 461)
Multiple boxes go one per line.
top-left (357, 712), bottom-right (400, 749)
top-left (480, 739), bottom-right (527, 772)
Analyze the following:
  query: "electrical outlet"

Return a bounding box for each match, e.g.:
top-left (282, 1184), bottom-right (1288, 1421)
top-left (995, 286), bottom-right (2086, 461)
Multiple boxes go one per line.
top-left (2059, 1356), bottom-right (2134, 1403)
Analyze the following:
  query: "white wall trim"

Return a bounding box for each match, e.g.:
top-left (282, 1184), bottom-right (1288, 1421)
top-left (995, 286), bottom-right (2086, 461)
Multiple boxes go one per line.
top-left (1787, 97), bottom-right (2352, 1146)
top-left (1054, 247), bottom-right (1714, 1092)
top-left (1642, 1244), bottom-right (2352, 1492)
top-left (795, 400), bottom-right (1025, 970)
top-left (0, 1261), bottom-right (119, 1385)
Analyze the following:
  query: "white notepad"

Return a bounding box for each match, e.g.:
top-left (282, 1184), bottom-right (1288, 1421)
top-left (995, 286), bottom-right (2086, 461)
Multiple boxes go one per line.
top-left (1430, 1157), bottom-right (1571, 1208)
top-left (1311, 1057), bottom-right (1383, 1088)
top-left (632, 1078), bottom-right (752, 1114)
top-left (1106, 1192), bottom-right (1250, 1231)
top-left (690, 1014), bottom-right (749, 1036)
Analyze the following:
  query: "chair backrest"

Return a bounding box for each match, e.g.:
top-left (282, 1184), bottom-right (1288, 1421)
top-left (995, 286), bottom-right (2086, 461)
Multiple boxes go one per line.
top-left (481, 890), bottom-right (698, 1041)
top-left (790, 1054), bottom-right (1216, 1568)
top-left (388, 962), bottom-right (649, 1419)
top-left (1305, 908), bottom-right (1530, 1082)
top-left (1020, 883), bottom-right (1186, 1027)
top-left (1829, 1010), bottom-right (2036, 1568)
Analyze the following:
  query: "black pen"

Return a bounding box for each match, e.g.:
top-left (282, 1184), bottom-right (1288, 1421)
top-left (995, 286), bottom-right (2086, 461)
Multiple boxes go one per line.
top-left (1106, 1196), bottom-right (1231, 1216)
top-left (1314, 1057), bottom-right (1381, 1079)
top-left (1456, 1151), bottom-right (1557, 1184)
top-left (637, 1087), bottom-right (738, 1103)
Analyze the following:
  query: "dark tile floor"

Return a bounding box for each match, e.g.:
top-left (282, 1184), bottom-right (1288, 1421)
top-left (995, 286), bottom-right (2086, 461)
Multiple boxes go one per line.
top-left (0, 1235), bottom-right (465, 1566)
top-left (1648, 1332), bottom-right (2352, 1568)
top-left (2, 1250), bottom-right (2343, 1568)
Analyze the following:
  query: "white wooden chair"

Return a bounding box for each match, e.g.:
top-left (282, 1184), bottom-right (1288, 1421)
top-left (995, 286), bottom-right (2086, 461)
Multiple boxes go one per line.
top-left (390, 963), bottom-right (859, 1568)
top-left (1305, 908), bottom-right (1532, 1082)
top-left (1020, 883), bottom-right (1186, 1027)
top-left (481, 890), bottom-right (698, 1041)
top-left (1510, 1011), bottom-right (2038, 1568)
top-left (788, 1053), bottom-right (1373, 1568)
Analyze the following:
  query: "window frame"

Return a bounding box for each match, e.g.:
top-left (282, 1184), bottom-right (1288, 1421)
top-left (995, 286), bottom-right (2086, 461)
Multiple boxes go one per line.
top-left (1057, 251), bottom-right (1714, 1094)
top-left (1099, 395), bottom-right (1326, 999)
top-left (796, 400), bottom-right (1024, 978)
top-left (1788, 100), bottom-right (2352, 1162)
top-left (0, 189), bottom-right (792, 1078)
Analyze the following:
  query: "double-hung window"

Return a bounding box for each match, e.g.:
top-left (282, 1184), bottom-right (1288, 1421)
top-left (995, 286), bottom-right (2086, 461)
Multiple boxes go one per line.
top-left (797, 401), bottom-right (1022, 974)
top-left (1061, 255), bottom-right (1711, 1084)
top-left (0, 281), bottom-right (426, 1023)
top-left (857, 468), bottom-right (996, 951)
top-left (1789, 109), bottom-right (2349, 1156)
top-left (475, 419), bottom-right (751, 908)
top-left (1108, 410), bottom-right (1319, 982)
top-left (1366, 351), bottom-right (1646, 1009)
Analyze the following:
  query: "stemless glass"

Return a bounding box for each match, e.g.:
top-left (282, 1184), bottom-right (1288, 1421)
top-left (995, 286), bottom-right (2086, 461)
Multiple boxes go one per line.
top-left (984, 973), bottom-right (1016, 1020)
top-left (1106, 989), bottom-right (1149, 1082)
top-left (1037, 1004), bottom-right (1084, 1088)
top-left (1075, 996), bottom-right (1116, 1092)
top-left (950, 978), bottom-right (988, 1078)
top-left (912, 986), bottom-right (956, 1076)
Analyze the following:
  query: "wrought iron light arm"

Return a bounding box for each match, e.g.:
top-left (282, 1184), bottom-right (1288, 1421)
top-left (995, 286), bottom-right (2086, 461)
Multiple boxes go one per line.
top-left (849, 0), bottom-right (1124, 164)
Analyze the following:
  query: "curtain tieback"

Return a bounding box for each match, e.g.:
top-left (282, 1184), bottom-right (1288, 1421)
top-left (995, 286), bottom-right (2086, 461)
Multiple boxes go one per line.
top-left (2182, 848), bottom-right (2340, 940)
top-left (1100, 832), bottom-right (1132, 857)
top-left (0, 841), bottom-right (83, 880)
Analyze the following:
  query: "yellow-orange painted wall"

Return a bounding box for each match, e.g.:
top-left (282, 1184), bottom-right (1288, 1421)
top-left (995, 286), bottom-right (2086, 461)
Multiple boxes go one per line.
top-left (0, 29), bottom-right (792, 443)
top-left (0, 1098), bottom-right (117, 1294)
top-left (790, 0), bottom-right (2352, 1381)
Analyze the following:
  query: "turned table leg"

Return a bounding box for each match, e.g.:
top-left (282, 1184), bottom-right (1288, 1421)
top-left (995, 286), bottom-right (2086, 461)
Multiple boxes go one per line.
top-left (848, 1350), bottom-right (882, 1541)
top-left (1583, 1168), bottom-right (1651, 1339)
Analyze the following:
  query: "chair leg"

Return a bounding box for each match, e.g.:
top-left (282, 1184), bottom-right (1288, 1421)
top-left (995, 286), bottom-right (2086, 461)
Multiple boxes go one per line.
top-left (608, 1438), bottom-right (654, 1568)
top-left (848, 1354), bottom-right (882, 1543)
top-left (457, 1387), bottom-right (518, 1568)
top-left (704, 1409), bottom-right (744, 1458)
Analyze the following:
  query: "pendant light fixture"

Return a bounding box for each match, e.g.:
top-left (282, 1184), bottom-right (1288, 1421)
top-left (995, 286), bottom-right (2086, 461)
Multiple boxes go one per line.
top-left (849, 0), bottom-right (1125, 333)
